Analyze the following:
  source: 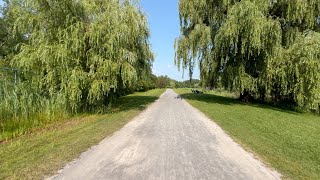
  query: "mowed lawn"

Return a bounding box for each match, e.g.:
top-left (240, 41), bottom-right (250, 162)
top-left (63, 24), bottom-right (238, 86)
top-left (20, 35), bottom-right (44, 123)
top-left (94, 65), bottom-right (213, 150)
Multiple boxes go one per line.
top-left (175, 88), bottom-right (320, 180)
top-left (0, 89), bottom-right (165, 180)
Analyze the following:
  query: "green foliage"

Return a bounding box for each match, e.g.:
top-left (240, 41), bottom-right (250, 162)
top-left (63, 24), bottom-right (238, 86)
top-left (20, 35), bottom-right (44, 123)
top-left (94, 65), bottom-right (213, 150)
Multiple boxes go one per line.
top-left (0, 0), bottom-right (154, 138)
top-left (135, 74), bottom-right (157, 92)
top-left (8, 0), bottom-right (153, 111)
top-left (177, 79), bottom-right (200, 88)
top-left (153, 75), bottom-right (200, 89)
top-left (156, 75), bottom-right (171, 89)
top-left (269, 32), bottom-right (320, 110)
top-left (0, 6), bottom-right (20, 65)
top-left (175, 0), bottom-right (320, 112)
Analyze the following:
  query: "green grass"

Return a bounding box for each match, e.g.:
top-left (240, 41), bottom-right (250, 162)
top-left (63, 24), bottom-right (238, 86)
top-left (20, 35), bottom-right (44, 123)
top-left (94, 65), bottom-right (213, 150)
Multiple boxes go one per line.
top-left (175, 88), bottom-right (320, 180)
top-left (0, 89), bottom-right (165, 180)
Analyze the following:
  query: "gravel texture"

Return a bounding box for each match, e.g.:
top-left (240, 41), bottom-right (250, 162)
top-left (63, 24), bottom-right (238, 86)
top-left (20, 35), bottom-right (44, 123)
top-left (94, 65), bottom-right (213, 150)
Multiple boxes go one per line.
top-left (51, 89), bottom-right (281, 180)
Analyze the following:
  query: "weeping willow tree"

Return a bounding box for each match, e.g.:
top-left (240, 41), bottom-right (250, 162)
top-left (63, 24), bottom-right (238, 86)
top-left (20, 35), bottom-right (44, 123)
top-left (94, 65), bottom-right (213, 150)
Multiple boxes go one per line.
top-left (175, 0), bottom-right (320, 112)
top-left (1, 0), bottom-right (153, 120)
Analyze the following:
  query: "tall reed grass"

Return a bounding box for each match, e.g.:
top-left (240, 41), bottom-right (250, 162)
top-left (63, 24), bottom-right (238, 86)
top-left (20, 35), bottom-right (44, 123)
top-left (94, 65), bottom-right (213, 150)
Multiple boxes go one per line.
top-left (0, 81), bottom-right (69, 141)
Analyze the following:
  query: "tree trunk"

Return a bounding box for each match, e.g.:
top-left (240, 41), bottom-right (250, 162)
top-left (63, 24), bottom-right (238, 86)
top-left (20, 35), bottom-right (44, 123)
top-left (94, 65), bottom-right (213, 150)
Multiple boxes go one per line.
top-left (239, 89), bottom-right (253, 103)
top-left (258, 86), bottom-right (266, 102)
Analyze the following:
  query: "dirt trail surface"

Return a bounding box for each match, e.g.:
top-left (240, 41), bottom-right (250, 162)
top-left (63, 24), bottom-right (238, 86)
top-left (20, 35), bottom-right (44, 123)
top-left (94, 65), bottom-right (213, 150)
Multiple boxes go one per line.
top-left (51, 89), bottom-right (281, 180)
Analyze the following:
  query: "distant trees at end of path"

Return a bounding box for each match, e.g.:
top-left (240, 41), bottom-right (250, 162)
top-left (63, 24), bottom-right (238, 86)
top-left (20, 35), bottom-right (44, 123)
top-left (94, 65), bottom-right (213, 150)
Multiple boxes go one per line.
top-left (155, 75), bottom-right (200, 89)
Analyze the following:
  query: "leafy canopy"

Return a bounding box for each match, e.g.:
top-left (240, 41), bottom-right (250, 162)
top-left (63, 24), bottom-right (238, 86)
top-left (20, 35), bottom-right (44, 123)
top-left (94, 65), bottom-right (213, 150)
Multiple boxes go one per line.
top-left (4, 0), bottom-right (153, 112)
top-left (175, 0), bottom-right (320, 111)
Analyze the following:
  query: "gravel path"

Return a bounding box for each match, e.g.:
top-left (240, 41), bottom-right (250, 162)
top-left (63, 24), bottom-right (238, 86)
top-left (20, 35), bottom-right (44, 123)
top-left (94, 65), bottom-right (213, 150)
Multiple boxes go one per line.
top-left (51, 89), bottom-right (281, 180)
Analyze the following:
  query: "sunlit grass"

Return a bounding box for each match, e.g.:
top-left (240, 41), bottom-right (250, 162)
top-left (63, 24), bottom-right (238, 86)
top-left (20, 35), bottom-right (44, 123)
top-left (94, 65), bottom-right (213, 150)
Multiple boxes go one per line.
top-left (0, 89), bottom-right (165, 179)
top-left (175, 88), bottom-right (320, 179)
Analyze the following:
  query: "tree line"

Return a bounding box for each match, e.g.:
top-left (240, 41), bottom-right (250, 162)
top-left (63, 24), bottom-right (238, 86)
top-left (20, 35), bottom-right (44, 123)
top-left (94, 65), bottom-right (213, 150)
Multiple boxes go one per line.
top-left (175, 0), bottom-right (320, 112)
top-left (155, 75), bottom-right (200, 89)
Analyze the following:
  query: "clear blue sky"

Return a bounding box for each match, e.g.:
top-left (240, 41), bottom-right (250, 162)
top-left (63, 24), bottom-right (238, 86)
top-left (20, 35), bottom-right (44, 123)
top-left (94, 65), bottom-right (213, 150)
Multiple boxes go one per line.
top-left (0, 1), bottom-right (3, 16)
top-left (141, 0), bottom-right (199, 81)
top-left (0, 0), bottom-right (200, 81)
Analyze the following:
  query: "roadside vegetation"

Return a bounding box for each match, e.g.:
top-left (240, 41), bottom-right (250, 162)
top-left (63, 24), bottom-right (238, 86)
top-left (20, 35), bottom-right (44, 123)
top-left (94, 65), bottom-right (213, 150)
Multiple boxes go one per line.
top-left (175, 88), bottom-right (320, 179)
top-left (1, 0), bottom-right (319, 179)
top-left (0, 0), bottom-right (158, 140)
top-left (0, 1), bottom-right (165, 178)
top-left (175, 0), bottom-right (320, 113)
top-left (0, 89), bottom-right (165, 180)
top-left (174, 1), bottom-right (320, 178)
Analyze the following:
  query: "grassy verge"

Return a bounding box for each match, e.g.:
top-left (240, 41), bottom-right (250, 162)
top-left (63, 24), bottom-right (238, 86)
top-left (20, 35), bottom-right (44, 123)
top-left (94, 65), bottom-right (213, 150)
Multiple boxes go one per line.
top-left (0, 89), bottom-right (165, 179)
top-left (175, 88), bottom-right (320, 180)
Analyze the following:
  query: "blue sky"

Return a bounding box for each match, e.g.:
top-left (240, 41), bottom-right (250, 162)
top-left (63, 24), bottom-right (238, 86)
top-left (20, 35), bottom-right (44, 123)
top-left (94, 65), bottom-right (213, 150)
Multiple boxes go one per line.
top-left (0, 1), bottom-right (3, 16)
top-left (0, 0), bottom-right (200, 81)
top-left (141, 0), bottom-right (199, 81)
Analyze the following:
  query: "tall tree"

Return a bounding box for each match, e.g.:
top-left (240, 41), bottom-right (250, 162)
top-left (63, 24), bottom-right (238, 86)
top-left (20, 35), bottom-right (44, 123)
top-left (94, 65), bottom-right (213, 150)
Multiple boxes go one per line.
top-left (175, 0), bottom-right (320, 111)
top-left (2, 0), bottom-right (154, 112)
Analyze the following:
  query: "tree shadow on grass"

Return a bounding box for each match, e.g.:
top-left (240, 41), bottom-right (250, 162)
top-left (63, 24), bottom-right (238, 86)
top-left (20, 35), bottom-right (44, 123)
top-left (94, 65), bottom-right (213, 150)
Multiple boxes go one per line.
top-left (112, 95), bottom-right (159, 113)
top-left (180, 93), bottom-right (301, 115)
